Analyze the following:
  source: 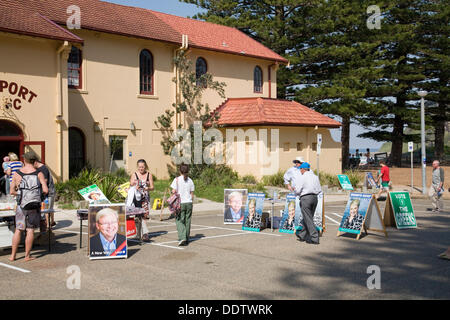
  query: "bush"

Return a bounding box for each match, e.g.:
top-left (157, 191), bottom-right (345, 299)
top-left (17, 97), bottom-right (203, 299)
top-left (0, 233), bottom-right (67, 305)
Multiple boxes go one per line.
top-left (241, 175), bottom-right (257, 184)
top-left (344, 169), bottom-right (364, 188)
top-left (261, 170), bottom-right (285, 187)
top-left (55, 167), bottom-right (129, 204)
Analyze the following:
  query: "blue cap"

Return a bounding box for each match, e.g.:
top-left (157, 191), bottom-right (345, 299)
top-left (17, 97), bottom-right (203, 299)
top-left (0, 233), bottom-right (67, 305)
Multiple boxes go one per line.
top-left (299, 162), bottom-right (310, 169)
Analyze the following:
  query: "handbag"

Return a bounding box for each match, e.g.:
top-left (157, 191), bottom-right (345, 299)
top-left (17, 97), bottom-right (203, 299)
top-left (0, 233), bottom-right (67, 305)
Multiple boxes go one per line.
top-left (167, 177), bottom-right (181, 215)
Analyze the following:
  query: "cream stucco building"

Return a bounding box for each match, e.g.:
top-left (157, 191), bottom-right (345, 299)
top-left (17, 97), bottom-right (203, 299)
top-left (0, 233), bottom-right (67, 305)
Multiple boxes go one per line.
top-left (0, 0), bottom-right (341, 181)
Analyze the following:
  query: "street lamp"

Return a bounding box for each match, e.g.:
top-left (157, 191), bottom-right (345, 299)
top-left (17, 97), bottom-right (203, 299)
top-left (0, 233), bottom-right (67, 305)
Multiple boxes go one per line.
top-left (418, 90), bottom-right (427, 194)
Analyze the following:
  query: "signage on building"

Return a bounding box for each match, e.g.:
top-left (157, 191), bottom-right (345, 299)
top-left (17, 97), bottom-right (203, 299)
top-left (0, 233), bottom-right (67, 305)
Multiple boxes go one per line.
top-left (0, 80), bottom-right (38, 110)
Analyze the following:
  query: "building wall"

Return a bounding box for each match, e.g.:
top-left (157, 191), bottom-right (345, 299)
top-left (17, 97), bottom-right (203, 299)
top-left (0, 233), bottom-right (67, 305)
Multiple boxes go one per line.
top-left (221, 126), bottom-right (342, 179)
top-left (0, 32), bottom-right (65, 180)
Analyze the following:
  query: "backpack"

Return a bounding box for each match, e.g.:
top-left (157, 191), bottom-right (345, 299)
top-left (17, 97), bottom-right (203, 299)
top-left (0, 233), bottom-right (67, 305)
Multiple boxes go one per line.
top-left (17, 171), bottom-right (44, 210)
top-left (167, 177), bottom-right (181, 215)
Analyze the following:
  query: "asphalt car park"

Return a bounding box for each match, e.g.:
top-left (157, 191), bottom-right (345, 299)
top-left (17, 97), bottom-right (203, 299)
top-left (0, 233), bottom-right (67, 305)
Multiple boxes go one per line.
top-left (0, 199), bottom-right (449, 300)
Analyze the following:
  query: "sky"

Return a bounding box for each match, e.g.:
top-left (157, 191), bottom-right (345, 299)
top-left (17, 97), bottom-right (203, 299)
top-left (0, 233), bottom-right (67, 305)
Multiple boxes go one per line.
top-left (105, 0), bottom-right (384, 151)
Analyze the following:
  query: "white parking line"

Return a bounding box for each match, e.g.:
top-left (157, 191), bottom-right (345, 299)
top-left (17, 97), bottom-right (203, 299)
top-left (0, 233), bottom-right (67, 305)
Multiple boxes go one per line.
top-left (0, 262), bottom-right (31, 273)
top-left (158, 232), bottom-right (254, 245)
top-left (325, 215), bottom-right (341, 225)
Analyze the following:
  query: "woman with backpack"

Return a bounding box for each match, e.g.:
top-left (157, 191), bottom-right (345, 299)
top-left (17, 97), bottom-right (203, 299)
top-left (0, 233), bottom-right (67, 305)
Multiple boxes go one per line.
top-left (9, 152), bottom-right (48, 262)
top-left (129, 159), bottom-right (154, 242)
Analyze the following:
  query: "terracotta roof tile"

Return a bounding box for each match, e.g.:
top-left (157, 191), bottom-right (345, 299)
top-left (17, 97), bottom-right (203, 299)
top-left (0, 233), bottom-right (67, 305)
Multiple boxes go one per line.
top-left (1, 0), bottom-right (287, 63)
top-left (213, 98), bottom-right (341, 128)
top-left (0, 4), bottom-right (83, 43)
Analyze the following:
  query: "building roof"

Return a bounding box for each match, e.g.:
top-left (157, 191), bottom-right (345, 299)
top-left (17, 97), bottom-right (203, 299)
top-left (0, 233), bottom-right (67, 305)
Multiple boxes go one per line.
top-left (1, 0), bottom-right (287, 63)
top-left (212, 98), bottom-right (342, 128)
top-left (0, 5), bottom-right (83, 43)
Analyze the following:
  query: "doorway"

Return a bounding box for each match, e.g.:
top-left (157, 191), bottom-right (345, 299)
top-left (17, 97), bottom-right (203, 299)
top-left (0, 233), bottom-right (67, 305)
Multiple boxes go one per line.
top-left (0, 120), bottom-right (23, 194)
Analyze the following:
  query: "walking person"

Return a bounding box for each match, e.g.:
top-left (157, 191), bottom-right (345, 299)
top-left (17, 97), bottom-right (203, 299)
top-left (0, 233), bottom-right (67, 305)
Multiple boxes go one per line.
top-left (31, 156), bottom-right (56, 227)
top-left (129, 159), bottom-right (154, 242)
top-left (429, 160), bottom-right (444, 212)
top-left (170, 164), bottom-right (195, 246)
top-left (2, 156), bottom-right (10, 195)
top-left (9, 152), bottom-right (48, 262)
top-left (376, 159), bottom-right (390, 200)
top-left (294, 162), bottom-right (322, 245)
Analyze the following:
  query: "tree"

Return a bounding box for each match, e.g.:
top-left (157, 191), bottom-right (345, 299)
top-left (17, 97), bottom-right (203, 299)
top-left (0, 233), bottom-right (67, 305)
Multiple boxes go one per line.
top-left (154, 50), bottom-right (226, 177)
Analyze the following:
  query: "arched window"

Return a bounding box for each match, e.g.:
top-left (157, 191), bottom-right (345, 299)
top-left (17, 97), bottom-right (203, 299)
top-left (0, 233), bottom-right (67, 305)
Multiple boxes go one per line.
top-left (196, 57), bottom-right (207, 87)
top-left (140, 49), bottom-right (154, 94)
top-left (68, 46), bottom-right (82, 89)
top-left (254, 66), bottom-right (263, 93)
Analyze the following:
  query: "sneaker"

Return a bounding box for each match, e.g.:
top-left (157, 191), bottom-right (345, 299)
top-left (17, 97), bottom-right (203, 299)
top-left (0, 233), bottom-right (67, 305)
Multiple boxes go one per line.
top-left (178, 240), bottom-right (186, 246)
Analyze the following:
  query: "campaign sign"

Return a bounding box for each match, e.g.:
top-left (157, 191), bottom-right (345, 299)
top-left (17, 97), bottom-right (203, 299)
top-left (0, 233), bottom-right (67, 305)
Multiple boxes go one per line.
top-left (295, 192), bottom-right (324, 232)
top-left (366, 172), bottom-right (379, 189)
top-left (224, 189), bottom-right (248, 224)
top-left (337, 175), bottom-right (354, 190)
top-left (117, 182), bottom-right (131, 198)
top-left (88, 204), bottom-right (127, 260)
top-left (242, 193), bottom-right (265, 232)
top-left (338, 193), bottom-right (372, 235)
top-left (279, 194), bottom-right (301, 234)
top-left (78, 184), bottom-right (110, 204)
top-left (388, 192), bottom-right (417, 229)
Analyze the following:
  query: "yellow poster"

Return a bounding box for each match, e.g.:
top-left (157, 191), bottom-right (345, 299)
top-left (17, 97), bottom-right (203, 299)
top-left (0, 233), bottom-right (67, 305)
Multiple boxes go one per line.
top-left (117, 182), bottom-right (130, 198)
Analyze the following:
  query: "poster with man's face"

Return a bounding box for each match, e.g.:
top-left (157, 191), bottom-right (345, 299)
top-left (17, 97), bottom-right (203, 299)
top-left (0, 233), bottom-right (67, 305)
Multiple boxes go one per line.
top-left (338, 193), bottom-right (371, 235)
top-left (224, 189), bottom-right (248, 224)
top-left (242, 193), bottom-right (265, 232)
top-left (88, 204), bottom-right (127, 260)
top-left (79, 184), bottom-right (111, 204)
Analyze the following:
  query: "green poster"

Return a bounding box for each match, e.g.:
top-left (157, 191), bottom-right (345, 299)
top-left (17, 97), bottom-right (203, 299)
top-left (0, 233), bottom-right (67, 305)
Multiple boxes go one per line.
top-left (389, 192), bottom-right (417, 229)
top-left (337, 175), bottom-right (354, 190)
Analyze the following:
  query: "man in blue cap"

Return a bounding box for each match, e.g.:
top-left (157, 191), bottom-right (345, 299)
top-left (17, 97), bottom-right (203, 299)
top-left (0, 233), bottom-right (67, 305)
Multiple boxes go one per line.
top-left (293, 162), bottom-right (322, 245)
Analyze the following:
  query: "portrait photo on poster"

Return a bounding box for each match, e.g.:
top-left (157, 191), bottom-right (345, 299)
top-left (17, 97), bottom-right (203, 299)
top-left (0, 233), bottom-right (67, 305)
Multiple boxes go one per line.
top-left (338, 193), bottom-right (372, 235)
top-left (279, 193), bottom-right (301, 234)
top-left (88, 204), bottom-right (127, 260)
top-left (78, 184), bottom-right (111, 204)
top-left (242, 193), bottom-right (265, 231)
top-left (224, 189), bottom-right (248, 224)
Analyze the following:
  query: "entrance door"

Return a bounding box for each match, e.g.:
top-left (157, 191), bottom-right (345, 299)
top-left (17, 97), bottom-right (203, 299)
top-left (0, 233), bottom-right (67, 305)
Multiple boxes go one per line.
top-left (69, 127), bottom-right (86, 178)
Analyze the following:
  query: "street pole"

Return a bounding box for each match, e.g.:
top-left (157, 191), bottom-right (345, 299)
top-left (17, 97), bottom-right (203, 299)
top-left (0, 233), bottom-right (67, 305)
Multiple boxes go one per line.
top-left (418, 91), bottom-right (427, 195)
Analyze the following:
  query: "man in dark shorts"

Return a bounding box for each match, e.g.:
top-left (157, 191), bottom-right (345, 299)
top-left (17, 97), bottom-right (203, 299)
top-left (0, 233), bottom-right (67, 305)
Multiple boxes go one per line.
top-left (9, 152), bottom-right (48, 262)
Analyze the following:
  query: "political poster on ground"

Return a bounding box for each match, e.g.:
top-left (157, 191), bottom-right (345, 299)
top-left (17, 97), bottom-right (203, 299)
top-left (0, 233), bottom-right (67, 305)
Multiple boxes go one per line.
top-left (338, 193), bottom-right (372, 235)
top-left (279, 194), bottom-right (301, 234)
top-left (384, 192), bottom-right (417, 229)
top-left (294, 192), bottom-right (324, 232)
top-left (78, 184), bottom-right (110, 204)
top-left (88, 204), bottom-right (127, 260)
top-left (366, 172), bottom-right (379, 189)
top-left (337, 175), bottom-right (354, 190)
top-left (242, 193), bottom-right (265, 232)
top-left (224, 189), bottom-right (248, 224)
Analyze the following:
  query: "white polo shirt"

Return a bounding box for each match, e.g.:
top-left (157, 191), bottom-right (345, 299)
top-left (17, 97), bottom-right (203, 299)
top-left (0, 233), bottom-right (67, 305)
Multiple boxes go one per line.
top-left (170, 176), bottom-right (195, 204)
top-left (294, 170), bottom-right (322, 197)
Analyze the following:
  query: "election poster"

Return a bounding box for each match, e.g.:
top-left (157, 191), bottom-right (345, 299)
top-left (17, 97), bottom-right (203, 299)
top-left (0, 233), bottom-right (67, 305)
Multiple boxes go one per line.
top-left (224, 189), bottom-right (248, 224)
top-left (117, 182), bottom-right (131, 198)
top-left (242, 193), bottom-right (265, 232)
top-left (279, 194), bottom-right (301, 234)
top-left (88, 204), bottom-right (127, 260)
top-left (384, 192), bottom-right (417, 229)
top-left (78, 184), bottom-right (110, 204)
top-left (337, 193), bottom-right (372, 236)
top-left (365, 172), bottom-right (379, 189)
top-left (294, 193), bottom-right (325, 233)
top-left (337, 175), bottom-right (354, 190)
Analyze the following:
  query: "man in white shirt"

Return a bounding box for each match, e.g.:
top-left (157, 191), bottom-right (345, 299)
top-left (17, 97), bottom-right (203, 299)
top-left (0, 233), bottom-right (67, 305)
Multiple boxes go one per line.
top-left (170, 164), bottom-right (195, 246)
top-left (294, 162), bottom-right (322, 245)
top-left (284, 157), bottom-right (303, 192)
